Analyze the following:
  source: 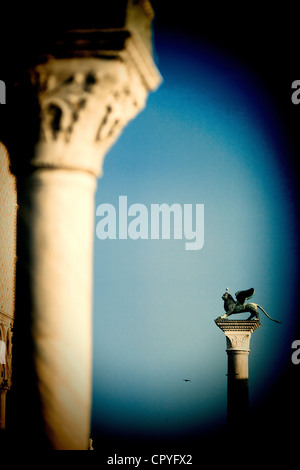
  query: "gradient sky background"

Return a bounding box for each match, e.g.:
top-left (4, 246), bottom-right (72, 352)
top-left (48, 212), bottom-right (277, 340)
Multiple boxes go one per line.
top-left (91, 28), bottom-right (299, 442)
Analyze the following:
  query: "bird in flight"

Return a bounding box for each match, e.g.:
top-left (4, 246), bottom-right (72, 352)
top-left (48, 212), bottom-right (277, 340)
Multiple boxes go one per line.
top-left (182, 379), bottom-right (191, 382)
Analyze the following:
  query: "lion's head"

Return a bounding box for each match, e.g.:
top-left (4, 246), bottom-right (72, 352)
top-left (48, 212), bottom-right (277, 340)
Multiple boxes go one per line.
top-left (222, 291), bottom-right (234, 301)
top-left (222, 290), bottom-right (236, 312)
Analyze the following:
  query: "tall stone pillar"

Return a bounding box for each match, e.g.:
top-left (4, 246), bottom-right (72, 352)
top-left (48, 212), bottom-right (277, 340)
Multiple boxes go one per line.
top-left (215, 319), bottom-right (261, 429)
top-left (3, 1), bottom-right (161, 450)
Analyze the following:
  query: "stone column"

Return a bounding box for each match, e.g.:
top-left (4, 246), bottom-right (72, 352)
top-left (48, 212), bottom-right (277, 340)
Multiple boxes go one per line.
top-left (0, 145), bottom-right (16, 432)
top-left (215, 319), bottom-right (261, 429)
top-left (4, 1), bottom-right (161, 450)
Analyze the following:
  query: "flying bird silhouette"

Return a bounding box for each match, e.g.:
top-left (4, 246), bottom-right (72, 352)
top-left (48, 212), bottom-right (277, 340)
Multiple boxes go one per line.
top-left (182, 379), bottom-right (191, 382)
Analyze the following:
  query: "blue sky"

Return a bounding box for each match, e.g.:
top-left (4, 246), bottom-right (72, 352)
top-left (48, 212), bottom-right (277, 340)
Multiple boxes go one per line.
top-left (91, 30), bottom-right (299, 440)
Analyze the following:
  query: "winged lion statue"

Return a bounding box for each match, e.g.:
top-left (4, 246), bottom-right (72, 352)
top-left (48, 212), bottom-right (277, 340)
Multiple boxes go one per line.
top-left (219, 288), bottom-right (281, 323)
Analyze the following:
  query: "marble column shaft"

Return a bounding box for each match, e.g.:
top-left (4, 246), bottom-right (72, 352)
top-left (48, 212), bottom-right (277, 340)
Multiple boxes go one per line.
top-left (6, 2), bottom-right (161, 450)
top-left (215, 319), bottom-right (261, 429)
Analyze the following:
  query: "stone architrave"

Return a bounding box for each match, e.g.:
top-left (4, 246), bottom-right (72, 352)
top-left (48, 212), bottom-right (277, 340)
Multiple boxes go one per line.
top-left (215, 319), bottom-right (261, 429)
top-left (3, 1), bottom-right (161, 450)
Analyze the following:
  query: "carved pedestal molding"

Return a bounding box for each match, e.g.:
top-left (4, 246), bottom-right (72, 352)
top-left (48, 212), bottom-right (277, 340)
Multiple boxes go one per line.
top-left (215, 319), bottom-right (261, 352)
top-left (215, 319), bottom-right (261, 428)
top-left (5, 1), bottom-right (161, 450)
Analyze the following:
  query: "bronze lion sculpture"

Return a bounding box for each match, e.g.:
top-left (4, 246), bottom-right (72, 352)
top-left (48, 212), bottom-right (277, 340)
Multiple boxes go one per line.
top-left (220, 288), bottom-right (281, 323)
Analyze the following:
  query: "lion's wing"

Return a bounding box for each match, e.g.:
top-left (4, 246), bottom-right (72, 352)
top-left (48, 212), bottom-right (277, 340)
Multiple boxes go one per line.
top-left (235, 288), bottom-right (255, 304)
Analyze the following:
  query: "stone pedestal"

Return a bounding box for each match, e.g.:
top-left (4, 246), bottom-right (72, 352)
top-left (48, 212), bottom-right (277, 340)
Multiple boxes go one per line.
top-left (215, 319), bottom-right (261, 429)
top-left (2, 1), bottom-right (161, 450)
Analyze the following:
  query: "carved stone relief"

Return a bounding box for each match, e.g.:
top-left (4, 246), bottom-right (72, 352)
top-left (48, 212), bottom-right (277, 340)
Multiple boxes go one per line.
top-left (27, 57), bottom-right (150, 176)
top-left (225, 332), bottom-right (250, 351)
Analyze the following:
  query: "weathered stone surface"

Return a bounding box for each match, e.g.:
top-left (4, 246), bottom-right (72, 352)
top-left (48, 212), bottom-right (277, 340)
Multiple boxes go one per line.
top-left (1, 0), bottom-right (161, 450)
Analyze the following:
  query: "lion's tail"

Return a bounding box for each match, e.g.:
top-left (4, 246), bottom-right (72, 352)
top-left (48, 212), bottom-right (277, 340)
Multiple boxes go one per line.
top-left (257, 305), bottom-right (282, 324)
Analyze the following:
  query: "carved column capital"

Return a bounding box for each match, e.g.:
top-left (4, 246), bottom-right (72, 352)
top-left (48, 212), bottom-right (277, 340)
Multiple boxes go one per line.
top-left (29, 55), bottom-right (154, 177)
top-left (225, 333), bottom-right (251, 352)
top-left (5, 1), bottom-right (162, 178)
top-left (215, 319), bottom-right (261, 352)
